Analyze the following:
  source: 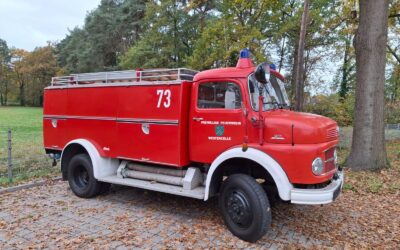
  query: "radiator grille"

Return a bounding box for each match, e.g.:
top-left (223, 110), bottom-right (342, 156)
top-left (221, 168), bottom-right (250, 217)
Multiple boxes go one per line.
top-left (325, 147), bottom-right (337, 173)
top-left (326, 127), bottom-right (338, 141)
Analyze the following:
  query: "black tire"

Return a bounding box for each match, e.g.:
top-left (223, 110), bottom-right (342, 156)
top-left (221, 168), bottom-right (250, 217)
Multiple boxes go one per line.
top-left (67, 153), bottom-right (102, 198)
top-left (262, 183), bottom-right (280, 207)
top-left (219, 174), bottom-right (271, 242)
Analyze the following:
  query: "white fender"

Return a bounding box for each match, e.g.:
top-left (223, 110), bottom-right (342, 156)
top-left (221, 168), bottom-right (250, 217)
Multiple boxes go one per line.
top-left (62, 139), bottom-right (119, 179)
top-left (204, 147), bottom-right (293, 201)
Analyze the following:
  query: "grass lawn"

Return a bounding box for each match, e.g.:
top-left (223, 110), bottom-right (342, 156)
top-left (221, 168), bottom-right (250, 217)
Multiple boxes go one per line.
top-left (0, 107), bottom-right (57, 186)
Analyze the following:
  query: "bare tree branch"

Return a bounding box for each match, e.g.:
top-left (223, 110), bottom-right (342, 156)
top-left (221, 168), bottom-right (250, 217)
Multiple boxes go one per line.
top-left (387, 45), bottom-right (400, 64)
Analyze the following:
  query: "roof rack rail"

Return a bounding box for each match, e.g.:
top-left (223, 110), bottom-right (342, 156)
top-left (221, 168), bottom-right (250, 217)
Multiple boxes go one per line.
top-left (51, 68), bottom-right (198, 86)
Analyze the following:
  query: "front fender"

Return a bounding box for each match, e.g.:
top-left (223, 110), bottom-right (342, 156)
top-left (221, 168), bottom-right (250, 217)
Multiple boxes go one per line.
top-left (204, 147), bottom-right (293, 201)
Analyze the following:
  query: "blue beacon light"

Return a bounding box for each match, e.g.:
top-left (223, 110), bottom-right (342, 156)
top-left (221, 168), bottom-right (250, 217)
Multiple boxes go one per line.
top-left (240, 48), bottom-right (250, 58)
top-left (236, 48), bottom-right (254, 68)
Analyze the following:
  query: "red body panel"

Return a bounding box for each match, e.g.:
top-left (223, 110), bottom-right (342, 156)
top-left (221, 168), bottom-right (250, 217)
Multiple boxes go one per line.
top-left (44, 65), bottom-right (339, 185)
top-left (67, 86), bottom-right (118, 158)
top-left (43, 89), bottom-right (68, 149)
top-left (189, 78), bottom-right (247, 163)
top-left (44, 82), bottom-right (192, 167)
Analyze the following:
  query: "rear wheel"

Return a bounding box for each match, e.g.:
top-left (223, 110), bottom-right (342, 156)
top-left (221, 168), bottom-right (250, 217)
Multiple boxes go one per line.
top-left (67, 153), bottom-right (102, 198)
top-left (219, 174), bottom-right (271, 242)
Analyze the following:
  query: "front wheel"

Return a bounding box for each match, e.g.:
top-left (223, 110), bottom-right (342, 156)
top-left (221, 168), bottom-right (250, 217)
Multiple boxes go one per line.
top-left (219, 174), bottom-right (271, 242)
top-left (67, 153), bottom-right (102, 198)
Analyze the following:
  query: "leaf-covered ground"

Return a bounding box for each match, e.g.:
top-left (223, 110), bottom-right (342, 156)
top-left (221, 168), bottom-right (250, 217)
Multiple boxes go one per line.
top-left (0, 166), bottom-right (399, 249)
top-left (340, 139), bottom-right (400, 195)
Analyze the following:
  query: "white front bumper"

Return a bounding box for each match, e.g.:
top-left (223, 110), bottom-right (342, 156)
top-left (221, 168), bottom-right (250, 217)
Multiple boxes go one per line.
top-left (290, 170), bottom-right (344, 205)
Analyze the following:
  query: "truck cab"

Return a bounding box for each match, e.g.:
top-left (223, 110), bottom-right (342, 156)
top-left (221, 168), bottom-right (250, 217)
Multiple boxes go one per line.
top-left (44, 49), bottom-right (343, 242)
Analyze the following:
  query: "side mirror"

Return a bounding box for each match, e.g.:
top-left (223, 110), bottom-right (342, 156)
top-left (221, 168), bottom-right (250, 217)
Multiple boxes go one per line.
top-left (254, 62), bottom-right (270, 84)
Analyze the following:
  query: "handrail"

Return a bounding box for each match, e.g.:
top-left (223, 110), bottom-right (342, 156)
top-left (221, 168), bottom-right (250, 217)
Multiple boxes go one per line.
top-left (51, 68), bottom-right (198, 86)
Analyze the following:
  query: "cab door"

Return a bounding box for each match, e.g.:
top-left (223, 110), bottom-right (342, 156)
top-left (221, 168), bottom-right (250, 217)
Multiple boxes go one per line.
top-left (189, 80), bottom-right (245, 163)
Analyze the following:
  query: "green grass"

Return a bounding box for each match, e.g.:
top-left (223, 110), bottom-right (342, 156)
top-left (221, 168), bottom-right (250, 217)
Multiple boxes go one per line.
top-left (0, 107), bottom-right (58, 186)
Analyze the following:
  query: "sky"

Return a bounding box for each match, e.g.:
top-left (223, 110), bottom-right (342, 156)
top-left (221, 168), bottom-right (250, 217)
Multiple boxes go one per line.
top-left (0, 0), bottom-right (100, 51)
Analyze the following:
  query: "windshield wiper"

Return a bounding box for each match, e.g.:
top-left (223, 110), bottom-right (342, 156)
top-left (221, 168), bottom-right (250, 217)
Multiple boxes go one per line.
top-left (262, 101), bottom-right (280, 109)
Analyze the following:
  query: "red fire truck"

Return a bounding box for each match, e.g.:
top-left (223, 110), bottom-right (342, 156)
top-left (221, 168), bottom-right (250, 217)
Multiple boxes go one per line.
top-left (43, 49), bottom-right (343, 242)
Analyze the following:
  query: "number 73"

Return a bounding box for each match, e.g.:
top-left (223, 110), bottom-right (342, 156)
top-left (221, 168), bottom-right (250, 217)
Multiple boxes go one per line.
top-left (156, 89), bottom-right (171, 108)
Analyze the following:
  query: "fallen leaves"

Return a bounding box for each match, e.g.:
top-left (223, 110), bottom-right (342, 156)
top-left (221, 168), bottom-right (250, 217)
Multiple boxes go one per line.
top-left (0, 140), bottom-right (398, 248)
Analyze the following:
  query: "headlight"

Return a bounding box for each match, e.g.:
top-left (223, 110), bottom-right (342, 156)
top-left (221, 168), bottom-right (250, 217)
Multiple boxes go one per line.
top-left (312, 157), bottom-right (324, 175)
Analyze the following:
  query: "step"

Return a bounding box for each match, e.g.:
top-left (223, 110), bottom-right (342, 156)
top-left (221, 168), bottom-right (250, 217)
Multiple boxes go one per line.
top-left (98, 175), bottom-right (205, 200)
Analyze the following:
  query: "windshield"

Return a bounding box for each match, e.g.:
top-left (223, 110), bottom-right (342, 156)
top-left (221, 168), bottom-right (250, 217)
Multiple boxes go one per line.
top-left (248, 73), bottom-right (290, 111)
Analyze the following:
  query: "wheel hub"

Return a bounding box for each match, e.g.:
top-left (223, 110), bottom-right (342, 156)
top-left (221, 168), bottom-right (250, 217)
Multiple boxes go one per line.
top-left (74, 165), bottom-right (89, 188)
top-left (226, 190), bottom-right (252, 228)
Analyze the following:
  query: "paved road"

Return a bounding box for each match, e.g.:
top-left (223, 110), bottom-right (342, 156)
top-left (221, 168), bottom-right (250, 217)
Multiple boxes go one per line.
top-left (0, 180), bottom-right (398, 249)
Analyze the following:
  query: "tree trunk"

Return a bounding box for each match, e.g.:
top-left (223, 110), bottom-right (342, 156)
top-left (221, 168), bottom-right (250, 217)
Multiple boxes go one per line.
top-left (293, 0), bottom-right (309, 111)
top-left (346, 0), bottom-right (389, 170)
top-left (290, 38), bottom-right (299, 100)
top-left (339, 37), bottom-right (351, 100)
top-left (20, 82), bottom-right (25, 106)
top-left (4, 82), bottom-right (7, 105)
top-left (278, 36), bottom-right (286, 72)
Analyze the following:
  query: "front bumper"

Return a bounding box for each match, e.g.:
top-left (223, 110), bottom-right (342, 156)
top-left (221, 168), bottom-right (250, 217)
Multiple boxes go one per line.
top-left (290, 170), bottom-right (344, 205)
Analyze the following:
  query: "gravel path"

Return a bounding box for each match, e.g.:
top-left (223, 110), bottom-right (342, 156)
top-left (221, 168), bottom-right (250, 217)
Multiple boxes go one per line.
top-left (0, 180), bottom-right (398, 249)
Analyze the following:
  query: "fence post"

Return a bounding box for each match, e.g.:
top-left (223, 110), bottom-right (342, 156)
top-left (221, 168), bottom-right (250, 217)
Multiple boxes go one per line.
top-left (7, 130), bottom-right (12, 183)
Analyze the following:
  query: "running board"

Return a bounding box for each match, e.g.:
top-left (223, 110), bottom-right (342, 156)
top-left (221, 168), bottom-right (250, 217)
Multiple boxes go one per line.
top-left (98, 175), bottom-right (205, 199)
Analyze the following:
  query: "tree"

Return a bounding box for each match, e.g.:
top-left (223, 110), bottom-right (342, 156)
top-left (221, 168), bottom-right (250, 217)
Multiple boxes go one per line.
top-left (334, 1), bottom-right (358, 101)
top-left (188, 0), bottom-right (285, 69)
top-left (21, 45), bottom-right (60, 106)
top-left (0, 38), bottom-right (11, 105)
top-left (268, 0), bottom-right (342, 103)
top-left (346, 0), bottom-right (389, 170)
top-left (387, 65), bottom-right (400, 103)
top-left (293, 0), bottom-right (309, 111)
top-left (10, 49), bottom-right (29, 106)
top-left (119, 0), bottom-right (213, 69)
top-left (57, 0), bottom-right (146, 73)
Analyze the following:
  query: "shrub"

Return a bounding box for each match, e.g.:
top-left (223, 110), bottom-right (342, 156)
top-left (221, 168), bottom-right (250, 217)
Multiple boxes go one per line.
top-left (385, 102), bottom-right (400, 124)
top-left (304, 94), bottom-right (354, 126)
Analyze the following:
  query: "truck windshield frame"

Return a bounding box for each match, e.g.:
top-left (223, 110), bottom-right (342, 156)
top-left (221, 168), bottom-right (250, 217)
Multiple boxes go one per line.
top-left (248, 73), bottom-right (290, 111)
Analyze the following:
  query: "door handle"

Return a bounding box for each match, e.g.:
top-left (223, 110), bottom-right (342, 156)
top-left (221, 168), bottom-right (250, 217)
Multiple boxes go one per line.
top-left (192, 117), bottom-right (204, 121)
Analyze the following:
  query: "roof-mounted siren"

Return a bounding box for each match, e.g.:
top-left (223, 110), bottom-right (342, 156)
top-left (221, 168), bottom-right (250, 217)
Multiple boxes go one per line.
top-left (236, 48), bottom-right (254, 68)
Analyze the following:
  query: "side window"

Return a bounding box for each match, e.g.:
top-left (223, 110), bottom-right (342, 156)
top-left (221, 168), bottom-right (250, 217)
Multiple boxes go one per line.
top-left (198, 82), bottom-right (242, 109)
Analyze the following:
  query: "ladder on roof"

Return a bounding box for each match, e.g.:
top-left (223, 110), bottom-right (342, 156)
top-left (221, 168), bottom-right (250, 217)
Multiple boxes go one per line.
top-left (51, 68), bottom-right (198, 86)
